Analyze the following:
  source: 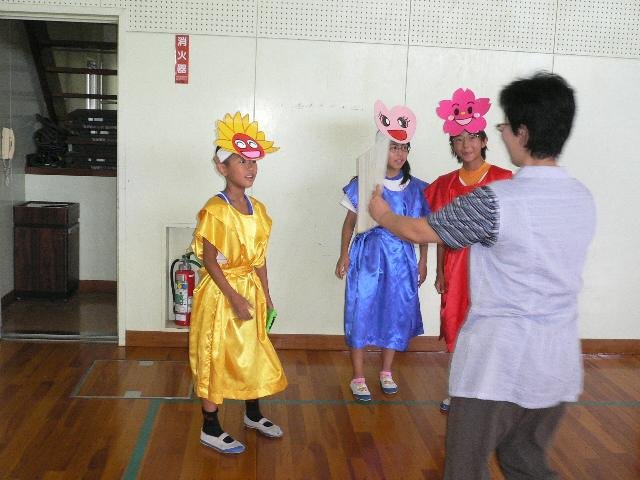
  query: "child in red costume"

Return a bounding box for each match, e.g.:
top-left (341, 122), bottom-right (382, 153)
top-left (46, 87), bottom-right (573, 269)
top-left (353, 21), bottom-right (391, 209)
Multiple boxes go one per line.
top-left (424, 88), bottom-right (512, 413)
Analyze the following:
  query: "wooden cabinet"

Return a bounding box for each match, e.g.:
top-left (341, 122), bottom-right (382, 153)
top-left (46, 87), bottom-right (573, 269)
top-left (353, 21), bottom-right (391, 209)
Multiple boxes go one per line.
top-left (14, 202), bottom-right (79, 298)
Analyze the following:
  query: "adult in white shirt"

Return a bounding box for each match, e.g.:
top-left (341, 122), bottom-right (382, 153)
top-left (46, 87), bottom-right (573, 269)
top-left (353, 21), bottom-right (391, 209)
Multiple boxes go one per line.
top-left (369, 72), bottom-right (596, 480)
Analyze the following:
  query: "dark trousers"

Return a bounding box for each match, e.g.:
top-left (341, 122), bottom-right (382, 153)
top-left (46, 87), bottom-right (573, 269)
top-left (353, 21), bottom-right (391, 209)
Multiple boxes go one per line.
top-left (443, 397), bottom-right (566, 480)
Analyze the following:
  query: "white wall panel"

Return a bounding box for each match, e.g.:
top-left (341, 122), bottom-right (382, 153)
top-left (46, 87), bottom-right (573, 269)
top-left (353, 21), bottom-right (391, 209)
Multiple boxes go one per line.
top-left (5, 0), bottom-right (100, 5)
top-left (100, 0), bottom-right (125, 7)
top-left (100, 0), bottom-right (138, 8)
top-left (554, 55), bottom-right (640, 338)
top-left (126, 0), bottom-right (256, 35)
top-left (120, 32), bottom-right (256, 330)
top-left (24, 175), bottom-right (117, 281)
top-left (252, 38), bottom-right (408, 334)
top-left (406, 47), bottom-right (553, 179)
top-left (556, 0), bottom-right (640, 58)
top-left (405, 46), bottom-right (553, 335)
top-left (4, 0), bottom-right (640, 59)
top-left (2, 1), bottom-right (639, 340)
top-left (258, 0), bottom-right (410, 44)
top-left (410, 0), bottom-right (556, 53)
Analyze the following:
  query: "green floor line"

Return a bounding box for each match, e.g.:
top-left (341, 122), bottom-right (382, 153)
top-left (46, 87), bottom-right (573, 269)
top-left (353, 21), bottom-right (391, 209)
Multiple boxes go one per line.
top-left (169, 396), bottom-right (640, 407)
top-left (123, 398), bottom-right (161, 480)
top-left (122, 395), bottom-right (640, 477)
top-left (86, 395), bottom-right (640, 407)
top-left (575, 400), bottom-right (640, 407)
top-left (235, 398), bottom-right (640, 407)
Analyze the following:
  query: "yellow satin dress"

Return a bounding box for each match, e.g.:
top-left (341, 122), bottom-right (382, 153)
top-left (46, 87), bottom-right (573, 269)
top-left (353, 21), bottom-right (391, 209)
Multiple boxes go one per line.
top-left (189, 195), bottom-right (287, 404)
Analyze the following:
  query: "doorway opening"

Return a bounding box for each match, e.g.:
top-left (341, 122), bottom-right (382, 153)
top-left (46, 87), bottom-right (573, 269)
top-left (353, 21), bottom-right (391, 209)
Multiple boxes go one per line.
top-left (0, 16), bottom-right (118, 342)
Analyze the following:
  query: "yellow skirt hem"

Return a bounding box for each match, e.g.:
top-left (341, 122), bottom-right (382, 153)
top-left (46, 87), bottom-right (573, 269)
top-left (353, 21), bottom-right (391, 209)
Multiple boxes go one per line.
top-left (195, 378), bottom-right (288, 405)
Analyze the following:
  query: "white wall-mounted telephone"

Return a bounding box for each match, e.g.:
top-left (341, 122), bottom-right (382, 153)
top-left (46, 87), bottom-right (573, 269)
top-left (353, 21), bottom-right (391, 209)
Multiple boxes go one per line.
top-left (2, 127), bottom-right (15, 161)
top-left (2, 127), bottom-right (15, 186)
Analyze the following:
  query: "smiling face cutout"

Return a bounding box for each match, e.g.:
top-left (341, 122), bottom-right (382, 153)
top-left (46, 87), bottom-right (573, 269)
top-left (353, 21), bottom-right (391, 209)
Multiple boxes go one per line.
top-left (436, 88), bottom-right (491, 136)
top-left (374, 100), bottom-right (416, 144)
top-left (215, 112), bottom-right (278, 160)
top-left (231, 132), bottom-right (264, 159)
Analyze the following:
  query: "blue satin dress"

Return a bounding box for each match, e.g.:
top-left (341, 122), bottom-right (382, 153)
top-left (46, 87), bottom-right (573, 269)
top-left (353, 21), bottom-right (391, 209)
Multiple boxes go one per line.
top-left (343, 174), bottom-right (430, 351)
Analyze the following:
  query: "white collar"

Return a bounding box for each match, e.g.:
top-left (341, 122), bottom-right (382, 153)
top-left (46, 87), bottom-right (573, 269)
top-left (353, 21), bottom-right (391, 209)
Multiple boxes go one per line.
top-left (383, 175), bottom-right (409, 192)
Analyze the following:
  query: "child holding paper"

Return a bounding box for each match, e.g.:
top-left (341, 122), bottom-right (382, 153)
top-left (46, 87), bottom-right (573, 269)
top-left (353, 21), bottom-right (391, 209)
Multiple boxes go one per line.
top-left (335, 101), bottom-right (430, 402)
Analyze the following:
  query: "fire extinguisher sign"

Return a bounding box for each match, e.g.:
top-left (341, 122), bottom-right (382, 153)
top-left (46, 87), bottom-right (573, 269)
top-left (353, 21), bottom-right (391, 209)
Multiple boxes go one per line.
top-left (175, 34), bottom-right (189, 84)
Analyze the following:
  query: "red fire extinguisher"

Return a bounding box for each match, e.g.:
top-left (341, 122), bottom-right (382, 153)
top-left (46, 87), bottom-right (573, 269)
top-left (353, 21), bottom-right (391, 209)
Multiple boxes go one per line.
top-left (170, 254), bottom-right (200, 327)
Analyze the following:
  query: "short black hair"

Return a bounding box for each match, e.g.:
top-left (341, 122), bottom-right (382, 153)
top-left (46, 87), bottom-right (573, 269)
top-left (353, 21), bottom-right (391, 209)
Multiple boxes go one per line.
top-left (499, 71), bottom-right (575, 159)
top-left (449, 130), bottom-right (488, 163)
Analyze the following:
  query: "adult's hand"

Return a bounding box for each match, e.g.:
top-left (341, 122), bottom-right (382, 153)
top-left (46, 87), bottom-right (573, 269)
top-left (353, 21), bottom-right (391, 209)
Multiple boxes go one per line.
top-left (369, 185), bottom-right (391, 224)
top-left (434, 272), bottom-right (447, 294)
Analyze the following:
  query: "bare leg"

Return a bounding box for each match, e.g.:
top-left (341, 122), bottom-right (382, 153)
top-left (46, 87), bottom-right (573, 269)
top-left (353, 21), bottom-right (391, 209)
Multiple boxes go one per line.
top-left (349, 347), bottom-right (372, 401)
top-left (202, 398), bottom-right (218, 412)
top-left (379, 348), bottom-right (399, 394)
top-left (381, 348), bottom-right (395, 372)
top-left (441, 353), bottom-right (453, 413)
top-left (351, 347), bottom-right (365, 379)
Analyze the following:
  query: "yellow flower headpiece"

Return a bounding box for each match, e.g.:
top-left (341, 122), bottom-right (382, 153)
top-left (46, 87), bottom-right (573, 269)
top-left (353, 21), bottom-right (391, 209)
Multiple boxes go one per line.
top-left (215, 112), bottom-right (278, 160)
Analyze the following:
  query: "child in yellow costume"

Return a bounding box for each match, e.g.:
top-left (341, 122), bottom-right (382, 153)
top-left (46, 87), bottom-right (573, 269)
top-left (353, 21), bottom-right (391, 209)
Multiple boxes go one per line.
top-left (189, 112), bottom-right (287, 454)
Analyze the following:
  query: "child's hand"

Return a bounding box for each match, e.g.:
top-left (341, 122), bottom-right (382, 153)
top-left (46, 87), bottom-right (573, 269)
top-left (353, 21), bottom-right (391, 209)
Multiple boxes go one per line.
top-left (230, 293), bottom-right (254, 320)
top-left (335, 255), bottom-right (349, 279)
top-left (434, 272), bottom-right (447, 294)
top-left (418, 261), bottom-right (427, 286)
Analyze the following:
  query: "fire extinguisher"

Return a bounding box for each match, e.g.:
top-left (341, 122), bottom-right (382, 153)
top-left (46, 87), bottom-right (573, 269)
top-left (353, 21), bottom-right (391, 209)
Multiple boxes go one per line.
top-left (170, 253), bottom-right (201, 327)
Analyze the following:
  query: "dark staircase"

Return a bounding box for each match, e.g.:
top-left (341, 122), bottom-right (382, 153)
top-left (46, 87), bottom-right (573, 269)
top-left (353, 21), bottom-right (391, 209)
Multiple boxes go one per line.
top-left (24, 20), bottom-right (117, 175)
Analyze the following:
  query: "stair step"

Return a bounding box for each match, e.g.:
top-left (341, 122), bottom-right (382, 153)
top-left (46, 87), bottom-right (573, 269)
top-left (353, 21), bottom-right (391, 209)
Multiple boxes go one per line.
top-left (46, 67), bottom-right (117, 76)
top-left (67, 136), bottom-right (117, 146)
top-left (51, 93), bottom-right (117, 100)
top-left (40, 40), bottom-right (117, 53)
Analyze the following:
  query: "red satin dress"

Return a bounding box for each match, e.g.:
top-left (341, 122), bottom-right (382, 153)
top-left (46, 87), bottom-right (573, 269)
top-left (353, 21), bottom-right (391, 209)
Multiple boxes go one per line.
top-left (424, 165), bottom-right (512, 352)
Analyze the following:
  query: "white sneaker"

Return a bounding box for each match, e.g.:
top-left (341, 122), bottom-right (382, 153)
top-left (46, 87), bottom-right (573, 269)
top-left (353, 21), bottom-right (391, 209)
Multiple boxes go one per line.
top-left (379, 373), bottom-right (399, 395)
top-left (440, 397), bottom-right (451, 414)
top-left (244, 414), bottom-right (283, 438)
top-left (349, 379), bottom-right (372, 402)
top-left (200, 431), bottom-right (245, 454)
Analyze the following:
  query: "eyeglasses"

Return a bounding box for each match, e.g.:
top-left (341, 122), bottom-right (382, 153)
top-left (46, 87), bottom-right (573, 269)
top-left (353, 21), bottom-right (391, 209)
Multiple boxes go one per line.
top-left (495, 122), bottom-right (509, 132)
top-left (389, 144), bottom-right (410, 153)
top-left (450, 133), bottom-right (482, 145)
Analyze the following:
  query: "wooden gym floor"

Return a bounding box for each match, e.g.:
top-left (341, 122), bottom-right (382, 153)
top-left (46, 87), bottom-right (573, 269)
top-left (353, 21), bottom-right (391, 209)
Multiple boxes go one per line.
top-left (0, 341), bottom-right (638, 479)
top-left (1, 292), bottom-right (117, 341)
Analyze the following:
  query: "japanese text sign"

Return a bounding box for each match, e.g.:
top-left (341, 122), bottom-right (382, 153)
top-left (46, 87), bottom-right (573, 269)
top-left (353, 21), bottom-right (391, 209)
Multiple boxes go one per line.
top-left (175, 34), bottom-right (189, 84)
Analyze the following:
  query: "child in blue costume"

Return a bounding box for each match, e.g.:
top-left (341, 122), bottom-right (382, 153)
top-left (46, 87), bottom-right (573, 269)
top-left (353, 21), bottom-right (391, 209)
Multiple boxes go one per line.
top-left (336, 101), bottom-right (430, 401)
